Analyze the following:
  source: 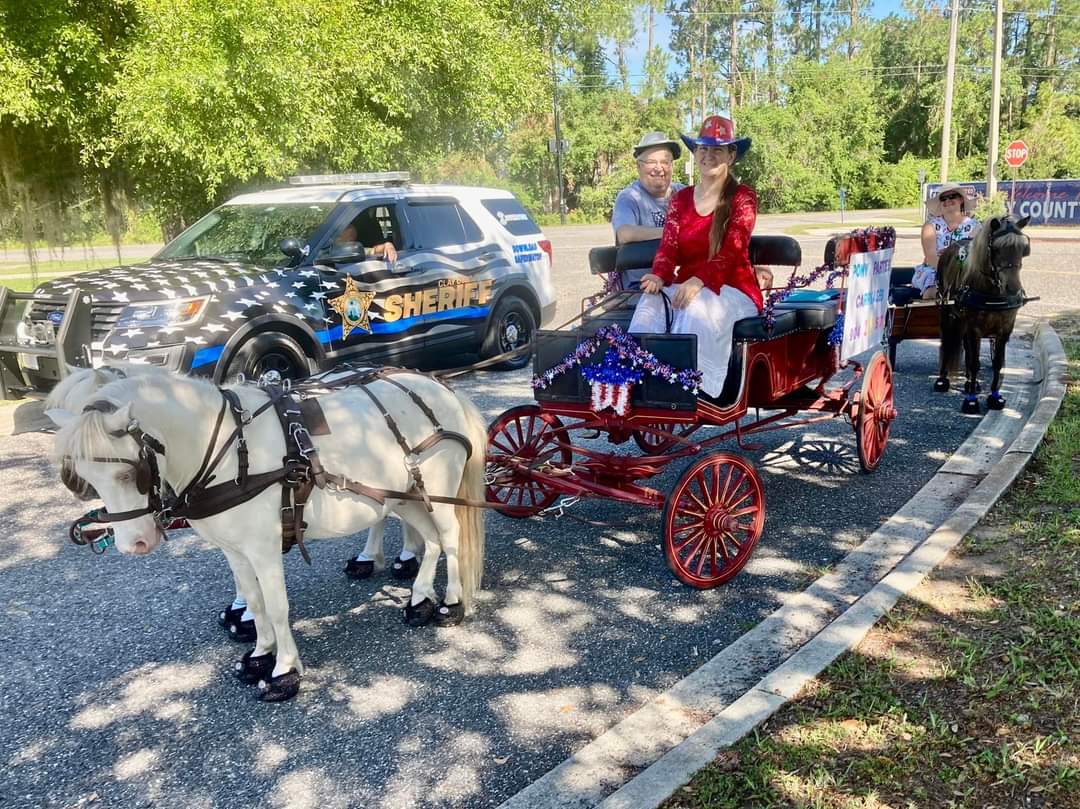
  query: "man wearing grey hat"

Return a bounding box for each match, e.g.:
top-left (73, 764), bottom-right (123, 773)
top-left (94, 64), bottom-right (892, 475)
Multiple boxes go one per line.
top-left (612, 131), bottom-right (685, 248)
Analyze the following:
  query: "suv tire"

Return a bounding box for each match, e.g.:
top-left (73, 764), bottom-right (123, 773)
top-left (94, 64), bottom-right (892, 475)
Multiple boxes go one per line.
top-left (481, 295), bottom-right (535, 371)
top-left (224, 333), bottom-right (313, 384)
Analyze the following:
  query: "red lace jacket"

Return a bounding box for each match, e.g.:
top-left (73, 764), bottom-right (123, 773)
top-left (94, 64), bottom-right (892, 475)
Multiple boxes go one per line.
top-left (650, 184), bottom-right (762, 311)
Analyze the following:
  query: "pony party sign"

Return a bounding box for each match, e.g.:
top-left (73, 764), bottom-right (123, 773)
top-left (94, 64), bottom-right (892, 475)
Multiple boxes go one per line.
top-left (841, 248), bottom-right (893, 362)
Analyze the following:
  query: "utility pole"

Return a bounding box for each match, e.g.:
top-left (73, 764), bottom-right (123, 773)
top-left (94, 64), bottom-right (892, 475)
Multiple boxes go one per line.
top-left (730, 8), bottom-right (738, 114)
top-left (940, 0), bottom-right (960, 182)
top-left (987, 0), bottom-right (1005, 199)
top-left (550, 40), bottom-right (566, 225)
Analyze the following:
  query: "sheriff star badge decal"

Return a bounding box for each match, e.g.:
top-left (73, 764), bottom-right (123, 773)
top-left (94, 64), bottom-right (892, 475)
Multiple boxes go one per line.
top-left (328, 276), bottom-right (375, 338)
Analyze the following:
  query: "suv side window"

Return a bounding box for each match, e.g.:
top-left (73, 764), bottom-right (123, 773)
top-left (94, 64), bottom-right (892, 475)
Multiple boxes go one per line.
top-left (481, 198), bottom-right (542, 237)
top-left (403, 201), bottom-right (482, 249)
top-left (319, 204), bottom-right (400, 260)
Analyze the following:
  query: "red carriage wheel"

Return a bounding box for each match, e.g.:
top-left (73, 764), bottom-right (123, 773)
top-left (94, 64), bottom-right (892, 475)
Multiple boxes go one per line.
top-left (486, 405), bottom-right (571, 518)
top-left (855, 351), bottom-right (896, 473)
top-left (632, 420), bottom-right (694, 453)
top-left (661, 452), bottom-right (766, 589)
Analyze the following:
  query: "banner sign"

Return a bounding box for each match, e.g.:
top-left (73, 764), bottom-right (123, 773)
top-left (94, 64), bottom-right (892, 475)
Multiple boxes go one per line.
top-left (841, 247), bottom-right (893, 363)
top-left (926, 179), bottom-right (1080, 226)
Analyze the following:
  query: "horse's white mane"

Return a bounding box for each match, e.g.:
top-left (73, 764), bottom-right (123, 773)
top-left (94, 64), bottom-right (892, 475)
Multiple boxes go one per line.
top-left (51, 373), bottom-right (224, 465)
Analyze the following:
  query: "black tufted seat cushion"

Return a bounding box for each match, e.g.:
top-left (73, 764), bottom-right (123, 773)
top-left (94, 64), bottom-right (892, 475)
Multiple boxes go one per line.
top-left (733, 309), bottom-right (798, 342)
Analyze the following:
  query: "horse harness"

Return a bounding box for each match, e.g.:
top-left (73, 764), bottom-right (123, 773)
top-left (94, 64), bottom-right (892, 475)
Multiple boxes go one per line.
top-left (938, 224), bottom-right (1028, 312)
top-left (64, 368), bottom-right (476, 561)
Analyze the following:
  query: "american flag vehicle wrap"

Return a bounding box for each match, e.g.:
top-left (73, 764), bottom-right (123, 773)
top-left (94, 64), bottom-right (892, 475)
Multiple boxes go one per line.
top-left (6, 178), bottom-right (556, 390)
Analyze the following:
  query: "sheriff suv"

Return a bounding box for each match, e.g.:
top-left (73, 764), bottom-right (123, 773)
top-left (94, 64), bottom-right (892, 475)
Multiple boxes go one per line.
top-left (3, 173), bottom-right (555, 392)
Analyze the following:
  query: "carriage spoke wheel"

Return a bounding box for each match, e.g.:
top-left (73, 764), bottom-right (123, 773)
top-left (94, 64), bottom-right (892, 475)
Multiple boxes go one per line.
top-left (632, 420), bottom-right (695, 454)
top-left (855, 351), bottom-right (896, 473)
top-left (662, 452), bottom-right (765, 589)
top-left (486, 405), bottom-right (571, 518)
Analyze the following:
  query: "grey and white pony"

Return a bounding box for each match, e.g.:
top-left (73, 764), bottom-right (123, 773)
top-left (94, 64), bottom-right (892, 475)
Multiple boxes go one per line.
top-left (49, 369), bottom-right (487, 701)
top-left (47, 365), bottom-right (423, 640)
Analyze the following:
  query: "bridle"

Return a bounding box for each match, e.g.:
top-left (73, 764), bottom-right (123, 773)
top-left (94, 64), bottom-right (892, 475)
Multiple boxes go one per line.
top-left (981, 218), bottom-right (1028, 296)
top-left (61, 400), bottom-right (167, 524)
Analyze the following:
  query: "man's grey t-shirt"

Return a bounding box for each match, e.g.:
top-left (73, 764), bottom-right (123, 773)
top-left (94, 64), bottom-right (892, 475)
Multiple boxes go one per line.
top-left (611, 180), bottom-right (686, 286)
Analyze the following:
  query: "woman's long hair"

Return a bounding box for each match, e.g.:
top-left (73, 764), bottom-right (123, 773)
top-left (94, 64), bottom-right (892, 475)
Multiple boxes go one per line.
top-left (708, 173), bottom-right (739, 258)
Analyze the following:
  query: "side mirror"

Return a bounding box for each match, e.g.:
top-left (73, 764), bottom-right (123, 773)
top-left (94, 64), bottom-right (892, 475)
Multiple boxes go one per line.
top-left (279, 238), bottom-right (305, 265)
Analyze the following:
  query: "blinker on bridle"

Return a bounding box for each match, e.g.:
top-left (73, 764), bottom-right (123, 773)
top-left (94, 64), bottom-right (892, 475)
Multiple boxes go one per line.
top-left (62, 400), bottom-right (167, 534)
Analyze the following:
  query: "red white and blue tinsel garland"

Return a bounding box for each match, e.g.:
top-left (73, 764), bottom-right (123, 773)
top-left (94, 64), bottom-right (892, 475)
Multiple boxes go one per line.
top-left (762, 226), bottom-right (897, 332)
top-left (532, 325), bottom-right (703, 395)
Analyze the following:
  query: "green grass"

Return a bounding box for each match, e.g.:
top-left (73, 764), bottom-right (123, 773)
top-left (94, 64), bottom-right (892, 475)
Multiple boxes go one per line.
top-left (662, 320), bottom-right (1080, 809)
top-left (0, 258), bottom-right (117, 292)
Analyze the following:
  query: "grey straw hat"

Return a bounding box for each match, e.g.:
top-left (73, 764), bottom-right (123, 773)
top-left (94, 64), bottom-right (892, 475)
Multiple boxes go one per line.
top-left (633, 131), bottom-right (682, 160)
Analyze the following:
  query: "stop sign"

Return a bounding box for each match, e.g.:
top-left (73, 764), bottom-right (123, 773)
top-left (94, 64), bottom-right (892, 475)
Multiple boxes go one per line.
top-left (1004, 140), bottom-right (1029, 168)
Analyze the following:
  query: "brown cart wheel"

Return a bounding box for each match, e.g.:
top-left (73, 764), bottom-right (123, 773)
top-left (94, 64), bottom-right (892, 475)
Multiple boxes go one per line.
top-left (632, 420), bottom-right (695, 454)
top-left (662, 452), bottom-right (766, 589)
top-left (855, 350), bottom-right (896, 473)
top-left (486, 405), bottom-right (571, 518)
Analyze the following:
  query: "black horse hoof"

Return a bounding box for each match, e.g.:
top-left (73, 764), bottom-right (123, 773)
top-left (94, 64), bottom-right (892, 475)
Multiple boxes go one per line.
top-left (344, 558), bottom-right (375, 579)
top-left (391, 556), bottom-right (420, 581)
top-left (987, 392), bottom-right (1006, 410)
top-left (961, 397), bottom-right (981, 415)
top-left (433, 601), bottom-right (465, 627)
top-left (933, 377), bottom-right (950, 393)
top-left (234, 650), bottom-right (276, 684)
top-left (404, 597), bottom-right (436, 627)
top-left (227, 618), bottom-right (257, 643)
top-left (257, 670), bottom-right (301, 702)
top-left (218, 605), bottom-right (244, 628)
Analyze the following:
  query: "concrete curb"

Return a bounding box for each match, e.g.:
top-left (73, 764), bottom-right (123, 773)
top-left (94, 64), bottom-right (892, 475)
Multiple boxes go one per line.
top-left (595, 321), bottom-right (1067, 809)
top-left (497, 320), bottom-right (1066, 809)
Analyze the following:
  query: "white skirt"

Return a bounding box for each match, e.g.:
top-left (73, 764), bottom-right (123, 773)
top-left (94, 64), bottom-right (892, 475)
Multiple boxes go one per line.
top-left (628, 284), bottom-right (759, 397)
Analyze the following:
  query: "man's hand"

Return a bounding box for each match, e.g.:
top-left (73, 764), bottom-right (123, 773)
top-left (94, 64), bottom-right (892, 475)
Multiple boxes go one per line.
top-left (754, 266), bottom-right (773, 290)
top-left (640, 273), bottom-right (664, 294)
top-left (672, 276), bottom-right (703, 308)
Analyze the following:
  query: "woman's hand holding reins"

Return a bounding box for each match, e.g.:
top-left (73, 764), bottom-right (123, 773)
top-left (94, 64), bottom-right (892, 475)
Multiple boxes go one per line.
top-left (672, 276), bottom-right (704, 309)
top-left (640, 273), bottom-right (664, 294)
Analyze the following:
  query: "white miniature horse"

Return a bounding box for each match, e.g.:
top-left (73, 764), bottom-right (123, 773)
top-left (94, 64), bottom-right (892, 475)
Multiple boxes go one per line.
top-left (47, 365), bottom-right (423, 640)
top-left (49, 370), bottom-right (487, 701)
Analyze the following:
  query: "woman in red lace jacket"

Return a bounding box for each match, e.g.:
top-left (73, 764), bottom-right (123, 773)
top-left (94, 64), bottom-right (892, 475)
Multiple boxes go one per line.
top-left (629, 115), bottom-right (760, 399)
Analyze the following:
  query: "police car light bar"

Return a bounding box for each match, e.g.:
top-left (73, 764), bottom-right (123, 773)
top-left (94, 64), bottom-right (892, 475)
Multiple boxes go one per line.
top-left (287, 172), bottom-right (411, 186)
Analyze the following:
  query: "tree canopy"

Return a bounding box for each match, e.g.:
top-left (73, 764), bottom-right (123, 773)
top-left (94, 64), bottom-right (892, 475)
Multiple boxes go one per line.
top-left (1, 0), bottom-right (1077, 248)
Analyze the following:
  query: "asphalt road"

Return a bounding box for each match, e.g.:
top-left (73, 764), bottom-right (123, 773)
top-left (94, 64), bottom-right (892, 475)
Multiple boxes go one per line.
top-left (0, 221), bottom-right (1073, 809)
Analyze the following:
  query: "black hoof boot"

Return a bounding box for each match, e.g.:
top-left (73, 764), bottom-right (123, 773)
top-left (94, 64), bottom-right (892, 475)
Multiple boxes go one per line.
top-left (234, 650), bottom-right (276, 685)
top-left (344, 558), bottom-right (375, 579)
top-left (933, 377), bottom-right (950, 393)
top-left (987, 392), bottom-right (1006, 410)
top-left (391, 555), bottom-right (420, 581)
top-left (227, 617), bottom-right (257, 643)
top-left (257, 670), bottom-right (301, 702)
top-left (218, 604), bottom-right (244, 628)
top-left (433, 601), bottom-right (465, 627)
top-left (404, 597), bottom-right (436, 627)
top-left (961, 396), bottom-right (981, 415)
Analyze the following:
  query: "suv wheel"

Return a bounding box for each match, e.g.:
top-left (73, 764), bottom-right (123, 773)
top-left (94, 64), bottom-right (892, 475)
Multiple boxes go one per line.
top-left (224, 333), bottom-right (313, 384)
top-left (481, 295), bottom-right (535, 371)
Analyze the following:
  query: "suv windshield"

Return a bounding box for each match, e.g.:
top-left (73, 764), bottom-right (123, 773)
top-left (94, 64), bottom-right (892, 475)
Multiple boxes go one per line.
top-left (157, 203), bottom-right (334, 266)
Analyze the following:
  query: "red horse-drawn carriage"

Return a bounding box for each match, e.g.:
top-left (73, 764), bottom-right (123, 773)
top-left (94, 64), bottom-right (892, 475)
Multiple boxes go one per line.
top-left (485, 230), bottom-right (897, 589)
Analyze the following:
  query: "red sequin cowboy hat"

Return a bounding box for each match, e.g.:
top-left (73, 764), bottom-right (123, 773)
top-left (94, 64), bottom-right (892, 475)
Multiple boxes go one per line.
top-left (679, 115), bottom-right (751, 162)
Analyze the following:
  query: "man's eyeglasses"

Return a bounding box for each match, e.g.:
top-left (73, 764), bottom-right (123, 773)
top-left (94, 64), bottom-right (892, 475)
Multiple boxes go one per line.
top-left (940, 193), bottom-right (963, 203)
top-left (637, 159), bottom-right (673, 169)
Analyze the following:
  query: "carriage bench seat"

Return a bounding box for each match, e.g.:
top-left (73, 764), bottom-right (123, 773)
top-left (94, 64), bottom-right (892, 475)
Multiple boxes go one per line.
top-left (887, 267), bottom-right (922, 306)
top-left (589, 235), bottom-right (803, 285)
top-left (774, 288), bottom-right (841, 330)
top-left (733, 309), bottom-right (798, 342)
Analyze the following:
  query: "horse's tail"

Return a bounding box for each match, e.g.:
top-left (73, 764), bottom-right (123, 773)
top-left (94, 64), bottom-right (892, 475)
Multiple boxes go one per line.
top-left (455, 393), bottom-right (488, 613)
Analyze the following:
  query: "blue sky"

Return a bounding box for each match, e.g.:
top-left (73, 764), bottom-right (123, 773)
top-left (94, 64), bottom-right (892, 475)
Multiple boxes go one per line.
top-left (612, 0), bottom-right (913, 88)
